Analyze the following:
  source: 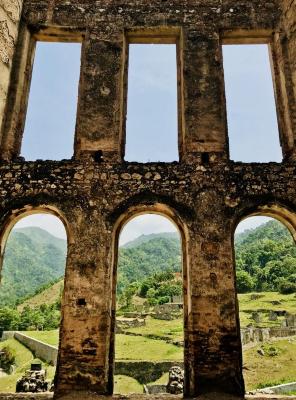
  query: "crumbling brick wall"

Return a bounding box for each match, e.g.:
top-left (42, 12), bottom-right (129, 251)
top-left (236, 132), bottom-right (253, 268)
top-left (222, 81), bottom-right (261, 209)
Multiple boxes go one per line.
top-left (0, 1), bottom-right (295, 399)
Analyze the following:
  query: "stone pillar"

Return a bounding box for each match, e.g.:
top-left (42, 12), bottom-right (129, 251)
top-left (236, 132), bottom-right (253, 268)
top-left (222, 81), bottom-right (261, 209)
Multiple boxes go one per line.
top-left (276, 0), bottom-right (296, 160)
top-left (181, 28), bottom-right (228, 162)
top-left (74, 27), bottom-right (124, 162)
top-left (184, 191), bottom-right (244, 397)
top-left (281, 0), bottom-right (296, 106)
top-left (55, 212), bottom-right (113, 396)
top-left (0, 0), bottom-right (24, 145)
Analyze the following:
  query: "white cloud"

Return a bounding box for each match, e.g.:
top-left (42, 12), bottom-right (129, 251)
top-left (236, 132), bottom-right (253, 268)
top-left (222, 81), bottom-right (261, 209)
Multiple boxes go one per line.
top-left (13, 214), bottom-right (67, 239)
top-left (11, 214), bottom-right (275, 243)
top-left (235, 216), bottom-right (272, 233)
top-left (119, 214), bottom-right (178, 245)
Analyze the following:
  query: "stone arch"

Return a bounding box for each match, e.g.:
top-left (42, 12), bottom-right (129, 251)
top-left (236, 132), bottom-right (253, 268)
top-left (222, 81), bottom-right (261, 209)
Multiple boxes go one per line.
top-left (109, 202), bottom-right (190, 393)
top-left (0, 203), bottom-right (72, 394)
top-left (0, 204), bottom-right (73, 273)
top-left (233, 202), bottom-right (296, 243)
top-left (232, 202), bottom-right (296, 392)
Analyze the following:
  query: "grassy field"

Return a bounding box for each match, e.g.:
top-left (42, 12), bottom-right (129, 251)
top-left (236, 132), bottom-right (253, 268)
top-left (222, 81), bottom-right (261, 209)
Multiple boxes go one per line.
top-left (114, 375), bottom-right (143, 394)
top-left (238, 292), bottom-right (296, 327)
top-left (243, 338), bottom-right (296, 390)
top-left (0, 291), bottom-right (295, 393)
top-left (1, 333), bottom-right (296, 393)
top-left (24, 330), bottom-right (183, 361)
top-left (24, 330), bottom-right (59, 346)
top-left (0, 338), bottom-right (55, 392)
top-left (17, 280), bottom-right (63, 312)
top-left (116, 334), bottom-right (182, 361)
top-left (17, 285), bottom-right (296, 329)
top-left (124, 316), bottom-right (183, 341)
top-left (114, 338), bottom-right (296, 392)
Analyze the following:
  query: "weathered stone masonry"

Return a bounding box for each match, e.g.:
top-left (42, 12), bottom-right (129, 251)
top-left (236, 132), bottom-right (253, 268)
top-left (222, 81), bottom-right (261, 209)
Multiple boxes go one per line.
top-left (0, 0), bottom-right (296, 399)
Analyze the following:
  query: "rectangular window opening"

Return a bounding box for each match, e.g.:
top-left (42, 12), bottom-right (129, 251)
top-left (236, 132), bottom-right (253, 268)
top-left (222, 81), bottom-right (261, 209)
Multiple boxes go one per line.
top-left (222, 43), bottom-right (282, 163)
top-left (21, 41), bottom-right (81, 161)
top-left (125, 43), bottom-right (179, 162)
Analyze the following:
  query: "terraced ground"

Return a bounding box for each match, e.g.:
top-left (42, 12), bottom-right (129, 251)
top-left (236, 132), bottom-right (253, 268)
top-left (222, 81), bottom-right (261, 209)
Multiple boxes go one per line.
top-left (0, 291), bottom-right (296, 393)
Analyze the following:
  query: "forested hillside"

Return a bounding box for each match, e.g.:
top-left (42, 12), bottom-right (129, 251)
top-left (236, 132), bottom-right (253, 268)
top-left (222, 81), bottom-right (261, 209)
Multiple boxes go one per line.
top-left (117, 234), bottom-right (182, 295)
top-left (235, 220), bottom-right (296, 293)
top-left (1, 220), bottom-right (296, 309)
top-left (0, 227), bottom-right (67, 306)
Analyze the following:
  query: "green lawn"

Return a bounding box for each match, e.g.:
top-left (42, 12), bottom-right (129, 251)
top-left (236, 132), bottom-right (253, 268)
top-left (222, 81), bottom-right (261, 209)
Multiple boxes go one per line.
top-left (23, 330), bottom-right (59, 346)
top-left (238, 292), bottom-right (296, 328)
top-left (6, 291), bottom-right (296, 393)
top-left (116, 334), bottom-right (183, 361)
top-left (25, 329), bottom-right (183, 361)
top-left (123, 316), bottom-right (183, 342)
top-left (152, 372), bottom-right (169, 385)
top-left (243, 339), bottom-right (296, 390)
top-left (114, 375), bottom-right (143, 394)
top-left (238, 292), bottom-right (296, 313)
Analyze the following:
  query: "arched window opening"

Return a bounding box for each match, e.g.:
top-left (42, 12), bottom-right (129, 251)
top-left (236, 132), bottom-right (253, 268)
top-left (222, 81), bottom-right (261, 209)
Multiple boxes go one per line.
top-left (235, 215), bottom-right (296, 393)
top-left (114, 214), bottom-right (184, 394)
top-left (0, 213), bottom-right (67, 394)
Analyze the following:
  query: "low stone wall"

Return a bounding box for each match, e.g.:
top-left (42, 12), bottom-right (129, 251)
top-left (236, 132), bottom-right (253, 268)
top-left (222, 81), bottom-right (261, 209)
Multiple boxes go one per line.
top-left (117, 318), bottom-right (146, 330)
top-left (14, 333), bottom-right (58, 366)
top-left (1, 331), bottom-right (16, 341)
top-left (269, 328), bottom-right (296, 338)
top-left (241, 327), bottom-right (296, 346)
top-left (264, 382), bottom-right (296, 394)
top-left (144, 384), bottom-right (167, 394)
top-left (0, 394), bottom-right (294, 400)
top-left (115, 361), bottom-right (184, 384)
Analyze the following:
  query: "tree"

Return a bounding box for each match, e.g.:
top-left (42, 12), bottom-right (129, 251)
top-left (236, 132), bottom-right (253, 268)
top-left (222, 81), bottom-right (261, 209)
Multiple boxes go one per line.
top-left (146, 288), bottom-right (157, 306)
top-left (122, 282), bottom-right (139, 309)
top-left (0, 307), bottom-right (20, 331)
top-left (236, 271), bottom-right (254, 293)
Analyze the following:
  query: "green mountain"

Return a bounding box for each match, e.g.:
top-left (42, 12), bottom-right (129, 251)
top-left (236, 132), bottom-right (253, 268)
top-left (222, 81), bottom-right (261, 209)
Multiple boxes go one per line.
top-left (0, 227), bottom-right (67, 306)
top-left (117, 234), bottom-right (182, 294)
top-left (2, 219), bottom-right (296, 309)
top-left (235, 220), bottom-right (296, 292)
top-left (118, 220), bottom-right (296, 295)
top-left (15, 227), bottom-right (66, 252)
top-left (235, 220), bottom-right (292, 245)
top-left (122, 232), bottom-right (179, 249)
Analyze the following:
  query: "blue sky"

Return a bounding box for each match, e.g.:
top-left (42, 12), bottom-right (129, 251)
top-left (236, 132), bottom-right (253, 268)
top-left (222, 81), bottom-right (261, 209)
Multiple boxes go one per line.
top-left (16, 42), bottom-right (280, 240)
top-left (21, 42), bottom-right (81, 160)
top-left (223, 44), bottom-right (282, 162)
top-left (125, 45), bottom-right (178, 162)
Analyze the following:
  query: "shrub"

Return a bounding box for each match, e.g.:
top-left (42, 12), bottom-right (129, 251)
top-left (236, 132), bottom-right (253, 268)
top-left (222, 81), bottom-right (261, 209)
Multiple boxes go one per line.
top-left (236, 271), bottom-right (254, 293)
top-left (279, 280), bottom-right (296, 294)
top-left (262, 344), bottom-right (280, 357)
top-left (0, 346), bottom-right (15, 372)
top-left (157, 296), bottom-right (170, 305)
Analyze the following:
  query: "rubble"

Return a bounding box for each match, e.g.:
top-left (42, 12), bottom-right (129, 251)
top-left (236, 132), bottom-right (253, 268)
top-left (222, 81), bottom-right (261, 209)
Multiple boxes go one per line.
top-left (16, 364), bottom-right (50, 393)
top-left (166, 366), bottom-right (184, 394)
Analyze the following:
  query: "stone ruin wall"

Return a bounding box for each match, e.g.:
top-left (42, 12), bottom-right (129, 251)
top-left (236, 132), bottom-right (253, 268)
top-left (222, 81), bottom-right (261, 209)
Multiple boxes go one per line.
top-left (0, 0), bottom-right (23, 137)
top-left (0, 0), bottom-right (296, 399)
